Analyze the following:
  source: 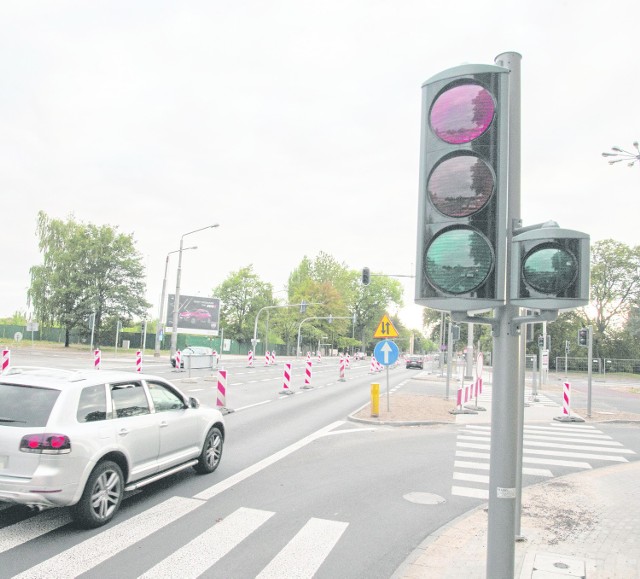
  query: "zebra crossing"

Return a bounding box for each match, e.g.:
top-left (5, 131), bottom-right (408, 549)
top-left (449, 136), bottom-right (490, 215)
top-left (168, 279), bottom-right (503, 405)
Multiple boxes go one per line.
top-left (0, 500), bottom-right (349, 578)
top-left (452, 422), bottom-right (636, 499)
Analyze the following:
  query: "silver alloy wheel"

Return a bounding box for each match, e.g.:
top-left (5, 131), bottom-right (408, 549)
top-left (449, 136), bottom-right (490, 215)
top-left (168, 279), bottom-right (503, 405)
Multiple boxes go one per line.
top-left (90, 468), bottom-right (122, 520)
top-left (205, 430), bottom-right (222, 469)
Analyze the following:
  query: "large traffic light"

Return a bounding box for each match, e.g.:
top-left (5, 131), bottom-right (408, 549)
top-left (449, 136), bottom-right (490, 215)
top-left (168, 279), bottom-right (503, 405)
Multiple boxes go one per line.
top-left (415, 64), bottom-right (510, 312)
top-left (362, 267), bottom-right (370, 286)
top-left (510, 227), bottom-right (590, 309)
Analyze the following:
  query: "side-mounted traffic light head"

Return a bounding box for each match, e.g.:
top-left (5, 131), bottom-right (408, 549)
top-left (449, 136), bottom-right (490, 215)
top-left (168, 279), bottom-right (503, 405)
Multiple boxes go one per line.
top-left (415, 63), bottom-right (510, 312)
top-left (578, 328), bottom-right (588, 346)
top-left (362, 267), bottom-right (370, 286)
top-left (510, 227), bottom-right (590, 309)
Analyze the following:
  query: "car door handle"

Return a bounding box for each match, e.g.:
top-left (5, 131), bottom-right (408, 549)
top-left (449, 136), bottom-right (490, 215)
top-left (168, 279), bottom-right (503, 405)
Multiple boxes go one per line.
top-left (118, 428), bottom-right (129, 436)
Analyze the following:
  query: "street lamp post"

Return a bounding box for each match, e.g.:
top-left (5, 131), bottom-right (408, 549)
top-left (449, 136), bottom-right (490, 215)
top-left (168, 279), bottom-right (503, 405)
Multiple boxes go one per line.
top-left (170, 224), bottom-right (219, 356)
top-left (602, 142), bottom-right (640, 167)
top-left (154, 246), bottom-right (197, 357)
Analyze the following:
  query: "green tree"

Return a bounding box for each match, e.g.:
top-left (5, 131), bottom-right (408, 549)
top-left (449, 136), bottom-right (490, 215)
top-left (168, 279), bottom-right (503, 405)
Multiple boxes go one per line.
top-left (28, 212), bottom-right (150, 347)
top-left (213, 265), bottom-right (274, 345)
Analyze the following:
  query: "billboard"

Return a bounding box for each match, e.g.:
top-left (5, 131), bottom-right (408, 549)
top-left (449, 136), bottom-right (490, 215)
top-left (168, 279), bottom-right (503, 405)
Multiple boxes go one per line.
top-left (166, 294), bottom-right (220, 336)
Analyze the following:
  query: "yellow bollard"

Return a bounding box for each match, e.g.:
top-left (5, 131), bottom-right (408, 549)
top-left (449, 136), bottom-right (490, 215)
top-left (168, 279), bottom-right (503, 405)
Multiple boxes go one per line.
top-left (371, 383), bottom-right (380, 417)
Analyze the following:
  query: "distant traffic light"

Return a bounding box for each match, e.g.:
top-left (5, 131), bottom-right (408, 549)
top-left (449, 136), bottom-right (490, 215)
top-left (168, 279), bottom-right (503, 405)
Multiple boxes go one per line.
top-left (510, 227), bottom-right (590, 309)
top-left (362, 267), bottom-right (370, 286)
top-left (578, 327), bottom-right (588, 347)
top-left (451, 324), bottom-right (460, 342)
top-left (300, 300), bottom-right (307, 314)
top-left (415, 64), bottom-right (510, 311)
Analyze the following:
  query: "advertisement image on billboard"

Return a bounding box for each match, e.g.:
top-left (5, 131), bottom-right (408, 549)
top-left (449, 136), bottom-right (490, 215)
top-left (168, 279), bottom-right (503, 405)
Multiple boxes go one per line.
top-left (166, 294), bottom-right (220, 336)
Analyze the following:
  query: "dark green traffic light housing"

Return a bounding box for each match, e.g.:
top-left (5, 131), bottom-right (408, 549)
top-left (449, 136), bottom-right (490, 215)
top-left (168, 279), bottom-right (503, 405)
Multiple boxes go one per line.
top-left (415, 64), bottom-right (510, 312)
top-left (510, 227), bottom-right (590, 309)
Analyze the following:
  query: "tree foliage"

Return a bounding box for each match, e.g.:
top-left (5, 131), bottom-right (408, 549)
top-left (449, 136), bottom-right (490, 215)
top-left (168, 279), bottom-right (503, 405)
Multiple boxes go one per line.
top-left (28, 212), bottom-right (150, 346)
top-left (213, 265), bottom-right (274, 345)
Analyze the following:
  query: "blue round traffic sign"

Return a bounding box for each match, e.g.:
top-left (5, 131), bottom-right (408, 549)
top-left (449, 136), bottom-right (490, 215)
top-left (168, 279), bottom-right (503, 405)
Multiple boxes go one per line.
top-left (374, 340), bottom-right (399, 366)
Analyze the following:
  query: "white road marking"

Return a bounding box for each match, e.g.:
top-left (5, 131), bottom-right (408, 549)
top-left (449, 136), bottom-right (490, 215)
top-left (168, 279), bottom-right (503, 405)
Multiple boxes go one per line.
top-left (138, 507), bottom-right (274, 578)
top-left (14, 496), bottom-right (204, 579)
top-left (256, 517), bottom-right (348, 579)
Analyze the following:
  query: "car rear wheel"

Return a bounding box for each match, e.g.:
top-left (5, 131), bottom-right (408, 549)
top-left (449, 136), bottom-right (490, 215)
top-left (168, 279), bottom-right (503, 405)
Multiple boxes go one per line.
top-left (72, 460), bottom-right (124, 528)
top-left (194, 426), bottom-right (223, 474)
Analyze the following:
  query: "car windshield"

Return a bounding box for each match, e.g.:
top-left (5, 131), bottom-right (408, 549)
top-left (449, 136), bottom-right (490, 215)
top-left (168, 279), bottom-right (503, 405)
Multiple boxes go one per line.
top-left (0, 383), bottom-right (61, 427)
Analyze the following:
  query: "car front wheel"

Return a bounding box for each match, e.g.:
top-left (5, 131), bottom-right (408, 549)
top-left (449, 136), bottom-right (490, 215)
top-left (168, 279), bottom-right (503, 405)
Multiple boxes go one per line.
top-left (72, 460), bottom-right (124, 529)
top-left (194, 426), bottom-right (223, 474)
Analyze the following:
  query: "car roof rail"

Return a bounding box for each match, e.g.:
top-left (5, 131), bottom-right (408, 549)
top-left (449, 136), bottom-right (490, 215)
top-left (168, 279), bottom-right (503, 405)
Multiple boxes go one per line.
top-left (3, 366), bottom-right (86, 382)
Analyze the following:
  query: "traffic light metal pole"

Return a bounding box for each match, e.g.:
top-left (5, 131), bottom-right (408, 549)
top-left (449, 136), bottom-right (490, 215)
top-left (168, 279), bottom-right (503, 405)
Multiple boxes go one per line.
top-left (486, 50), bottom-right (522, 579)
top-left (587, 325), bottom-right (593, 417)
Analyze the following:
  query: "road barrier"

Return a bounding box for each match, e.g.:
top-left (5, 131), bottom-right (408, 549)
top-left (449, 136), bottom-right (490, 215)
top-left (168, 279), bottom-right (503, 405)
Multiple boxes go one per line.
top-left (247, 350), bottom-right (254, 367)
top-left (280, 362), bottom-right (294, 395)
top-left (1, 348), bottom-right (9, 373)
top-left (136, 350), bottom-right (142, 373)
top-left (175, 350), bottom-right (182, 372)
top-left (94, 349), bottom-right (101, 370)
top-left (371, 383), bottom-right (380, 417)
top-left (338, 356), bottom-right (346, 382)
top-left (302, 359), bottom-right (313, 389)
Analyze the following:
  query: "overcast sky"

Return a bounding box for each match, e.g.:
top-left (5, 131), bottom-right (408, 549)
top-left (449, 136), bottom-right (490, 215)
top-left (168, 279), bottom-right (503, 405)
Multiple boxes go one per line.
top-left (1, 1), bottom-right (638, 330)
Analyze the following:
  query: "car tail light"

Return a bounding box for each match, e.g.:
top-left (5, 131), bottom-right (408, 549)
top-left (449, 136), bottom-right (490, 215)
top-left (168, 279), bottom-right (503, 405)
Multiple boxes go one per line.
top-left (20, 433), bottom-right (71, 454)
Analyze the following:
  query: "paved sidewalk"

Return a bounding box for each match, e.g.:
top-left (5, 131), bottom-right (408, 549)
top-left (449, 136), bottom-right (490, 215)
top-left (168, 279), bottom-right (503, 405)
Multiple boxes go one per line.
top-left (349, 371), bottom-right (640, 578)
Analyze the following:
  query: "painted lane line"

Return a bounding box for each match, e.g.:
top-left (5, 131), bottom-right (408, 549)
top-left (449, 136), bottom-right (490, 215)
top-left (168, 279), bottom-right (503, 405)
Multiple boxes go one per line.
top-left (0, 509), bottom-right (72, 554)
top-left (523, 440), bottom-right (634, 453)
top-left (453, 472), bottom-right (489, 484)
top-left (523, 448), bottom-right (628, 462)
top-left (524, 434), bottom-right (623, 446)
top-left (457, 442), bottom-right (491, 451)
top-left (523, 457), bottom-right (592, 468)
top-left (14, 496), bottom-right (204, 579)
top-left (256, 517), bottom-right (348, 579)
top-left (456, 451), bottom-right (490, 460)
top-left (138, 507), bottom-right (274, 578)
top-left (455, 461), bottom-right (489, 471)
top-left (194, 421), bottom-right (345, 501)
top-left (234, 400), bottom-right (272, 412)
top-left (452, 486), bottom-right (488, 499)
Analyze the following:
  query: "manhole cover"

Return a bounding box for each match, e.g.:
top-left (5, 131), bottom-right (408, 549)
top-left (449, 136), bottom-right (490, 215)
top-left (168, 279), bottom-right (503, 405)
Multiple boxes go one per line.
top-left (403, 492), bottom-right (446, 505)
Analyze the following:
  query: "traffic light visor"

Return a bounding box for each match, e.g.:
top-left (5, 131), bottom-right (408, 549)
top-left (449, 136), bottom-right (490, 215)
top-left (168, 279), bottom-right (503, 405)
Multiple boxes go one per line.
top-left (424, 228), bottom-right (494, 294)
top-left (430, 82), bottom-right (495, 144)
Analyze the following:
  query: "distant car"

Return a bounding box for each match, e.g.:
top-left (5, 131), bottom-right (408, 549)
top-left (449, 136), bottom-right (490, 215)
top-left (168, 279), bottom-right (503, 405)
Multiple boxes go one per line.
top-left (0, 367), bottom-right (225, 528)
top-left (406, 355), bottom-right (424, 369)
top-left (170, 346), bottom-right (215, 368)
top-left (354, 352), bottom-right (366, 360)
top-left (179, 309), bottom-right (212, 324)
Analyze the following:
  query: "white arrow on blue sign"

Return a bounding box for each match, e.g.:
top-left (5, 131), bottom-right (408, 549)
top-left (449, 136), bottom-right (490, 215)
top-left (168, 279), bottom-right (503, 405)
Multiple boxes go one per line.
top-left (374, 339), bottom-right (399, 366)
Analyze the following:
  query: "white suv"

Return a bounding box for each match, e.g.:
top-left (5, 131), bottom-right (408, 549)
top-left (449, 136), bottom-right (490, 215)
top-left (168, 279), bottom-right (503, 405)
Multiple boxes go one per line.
top-left (0, 367), bottom-right (225, 528)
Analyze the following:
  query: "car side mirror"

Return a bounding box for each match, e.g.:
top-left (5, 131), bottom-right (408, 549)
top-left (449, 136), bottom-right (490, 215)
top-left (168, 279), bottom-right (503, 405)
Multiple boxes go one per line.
top-left (189, 397), bottom-right (200, 409)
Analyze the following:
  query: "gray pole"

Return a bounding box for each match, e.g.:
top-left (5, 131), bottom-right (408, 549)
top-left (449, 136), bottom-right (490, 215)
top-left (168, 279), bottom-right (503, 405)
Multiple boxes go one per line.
top-left (587, 324), bottom-right (593, 417)
top-left (486, 50), bottom-right (522, 579)
top-left (445, 318), bottom-right (452, 400)
top-left (170, 235), bottom-right (185, 357)
top-left (154, 247), bottom-right (196, 358)
top-left (465, 323), bottom-right (474, 379)
top-left (170, 224), bottom-right (219, 356)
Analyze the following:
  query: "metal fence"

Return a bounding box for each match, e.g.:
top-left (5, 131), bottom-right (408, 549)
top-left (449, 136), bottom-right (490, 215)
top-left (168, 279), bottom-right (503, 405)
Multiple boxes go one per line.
top-left (554, 357), bottom-right (640, 375)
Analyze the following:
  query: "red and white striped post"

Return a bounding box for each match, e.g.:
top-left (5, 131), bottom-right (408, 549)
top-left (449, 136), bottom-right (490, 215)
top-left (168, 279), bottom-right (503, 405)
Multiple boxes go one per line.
top-left (1, 348), bottom-right (10, 373)
top-left (368, 357), bottom-right (376, 374)
top-left (302, 360), bottom-right (313, 389)
top-left (217, 369), bottom-right (228, 411)
top-left (338, 356), bottom-right (346, 382)
top-left (136, 350), bottom-right (142, 373)
top-left (247, 350), bottom-right (254, 367)
top-left (317, 351), bottom-right (322, 364)
top-left (94, 349), bottom-right (101, 370)
top-left (265, 351), bottom-right (270, 366)
top-left (280, 362), bottom-right (293, 395)
top-left (270, 351), bottom-right (276, 365)
top-left (562, 381), bottom-right (570, 415)
top-left (175, 350), bottom-right (182, 371)
top-left (345, 353), bottom-right (351, 370)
